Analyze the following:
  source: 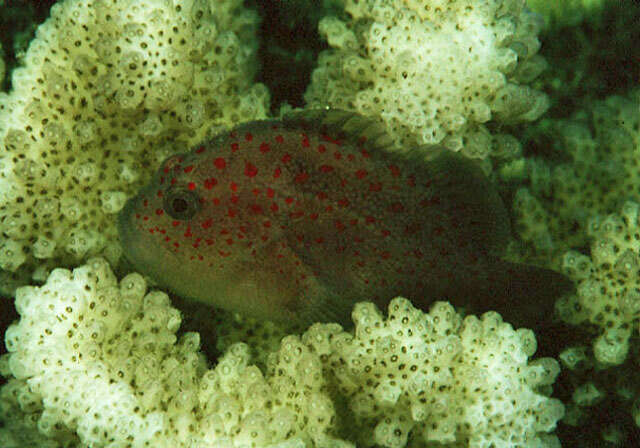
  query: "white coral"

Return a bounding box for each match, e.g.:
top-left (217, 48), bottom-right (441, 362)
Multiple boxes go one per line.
top-left (305, 0), bottom-right (548, 159)
top-left (0, 258), bottom-right (342, 448)
top-left (0, 0), bottom-right (270, 294)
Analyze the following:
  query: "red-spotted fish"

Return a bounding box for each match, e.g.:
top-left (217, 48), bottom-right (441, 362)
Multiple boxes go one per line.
top-left (118, 110), bottom-right (572, 327)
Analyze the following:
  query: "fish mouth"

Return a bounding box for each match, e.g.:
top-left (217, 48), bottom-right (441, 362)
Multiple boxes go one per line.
top-left (117, 195), bottom-right (182, 280)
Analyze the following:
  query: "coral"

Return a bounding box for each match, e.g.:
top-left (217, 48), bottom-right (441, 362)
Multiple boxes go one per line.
top-left (0, 258), bottom-right (565, 447)
top-left (0, 258), bottom-right (344, 447)
top-left (305, 298), bottom-right (564, 447)
top-left (0, 0), bottom-right (270, 294)
top-left (510, 89), bottom-right (640, 261)
top-left (552, 345), bottom-right (640, 446)
top-left (305, 0), bottom-right (548, 163)
top-left (556, 201), bottom-right (640, 366)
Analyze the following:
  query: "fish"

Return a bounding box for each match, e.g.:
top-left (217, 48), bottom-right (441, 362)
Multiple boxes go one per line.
top-left (118, 109), bottom-right (573, 328)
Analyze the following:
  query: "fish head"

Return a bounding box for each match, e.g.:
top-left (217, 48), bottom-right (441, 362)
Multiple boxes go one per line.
top-left (118, 150), bottom-right (249, 307)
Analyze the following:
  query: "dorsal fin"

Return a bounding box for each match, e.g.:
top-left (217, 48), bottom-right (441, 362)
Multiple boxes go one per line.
top-left (281, 108), bottom-right (397, 153)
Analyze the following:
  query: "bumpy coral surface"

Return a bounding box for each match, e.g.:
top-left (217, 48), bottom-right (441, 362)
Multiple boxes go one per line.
top-left (305, 298), bottom-right (564, 448)
top-left (0, 0), bottom-right (270, 294)
top-left (512, 89), bottom-right (640, 260)
top-left (0, 258), bottom-right (565, 447)
top-left (0, 258), bottom-right (343, 447)
top-left (557, 201), bottom-right (640, 366)
top-left (305, 0), bottom-right (548, 161)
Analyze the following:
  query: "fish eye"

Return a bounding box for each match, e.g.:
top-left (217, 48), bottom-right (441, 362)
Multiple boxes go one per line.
top-left (163, 186), bottom-right (201, 220)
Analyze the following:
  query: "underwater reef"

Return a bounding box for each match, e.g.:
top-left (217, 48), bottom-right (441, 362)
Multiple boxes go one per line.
top-left (0, 0), bottom-right (639, 446)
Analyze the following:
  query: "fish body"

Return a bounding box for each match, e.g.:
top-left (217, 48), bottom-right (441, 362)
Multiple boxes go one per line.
top-left (118, 110), bottom-right (571, 326)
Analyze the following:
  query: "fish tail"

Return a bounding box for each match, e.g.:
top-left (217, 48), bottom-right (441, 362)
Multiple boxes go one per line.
top-left (468, 260), bottom-right (575, 330)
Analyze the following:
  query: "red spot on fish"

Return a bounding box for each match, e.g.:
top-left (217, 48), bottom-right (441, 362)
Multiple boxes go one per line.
top-left (184, 165), bottom-right (194, 173)
top-left (365, 216), bottom-right (375, 224)
top-left (245, 132), bottom-right (253, 141)
top-left (157, 190), bottom-right (163, 197)
top-left (245, 162), bottom-right (258, 177)
top-left (266, 188), bottom-right (275, 198)
top-left (347, 154), bottom-right (355, 162)
top-left (318, 144), bottom-right (327, 153)
top-left (155, 208), bottom-right (163, 215)
top-left (214, 157), bottom-right (226, 169)
top-left (309, 213), bottom-right (319, 220)
top-left (275, 135), bottom-right (284, 143)
top-left (228, 208), bottom-right (237, 218)
top-left (172, 221), bottom-right (180, 227)
top-left (212, 197), bottom-right (220, 206)
top-left (355, 169), bottom-right (368, 179)
top-left (369, 182), bottom-right (382, 192)
top-left (273, 167), bottom-right (282, 178)
top-left (160, 177), bottom-right (165, 185)
top-left (201, 218), bottom-right (213, 229)
top-left (143, 216), bottom-right (149, 221)
top-left (390, 202), bottom-right (405, 213)
top-left (230, 182), bottom-right (238, 192)
top-left (226, 238), bottom-right (233, 245)
top-left (388, 164), bottom-right (401, 177)
top-left (317, 192), bottom-right (328, 200)
top-left (206, 239), bottom-right (214, 245)
top-left (361, 148), bottom-right (371, 158)
top-left (263, 221), bottom-right (271, 228)
top-left (171, 178), bottom-right (177, 185)
top-left (338, 198), bottom-right (350, 207)
top-left (250, 204), bottom-right (263, 214)
top-left (270, 203), bottom-right (279, 212)
top-left (294, 172), bottom-right (309, 183)
top-left (143, 199), bottom-right (149, 207)
top-left (231, 142), bottom-right (240, 152)
top-left (281, 153), bottom-right (292, 163)
top-left (230, 195), bottom-right (239, 204)
top-left (334, 152), bottom-right (342, 160)
top-left (315, 237), bottom-right (325, 244)
top-left (174, 242), bottom-right (180, 248)
top-left (381, 229), bottom-right (391, 237)
top-left (204, 178), bottom-right (218, 189)
top-left (301, 133), bottom-right (310, 147)
top-left (260, 142), bottom-right (270, 153)
top-left (195, 145), bottom-right (206, 154)
top-left (320, 165), bottom-right (334, 173)
top-left (184, 226), bottom-right (192, 237)
top-left (188, 182), bottom-right (196, 190)
top-left (407, 175), bottom-right (416, 187)
top-left (335, 220), bottom-right (345, 231)
top-left (321, 134), bottom-right (342, 146)
top-left (285, 197), bottom-right (294, 205)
